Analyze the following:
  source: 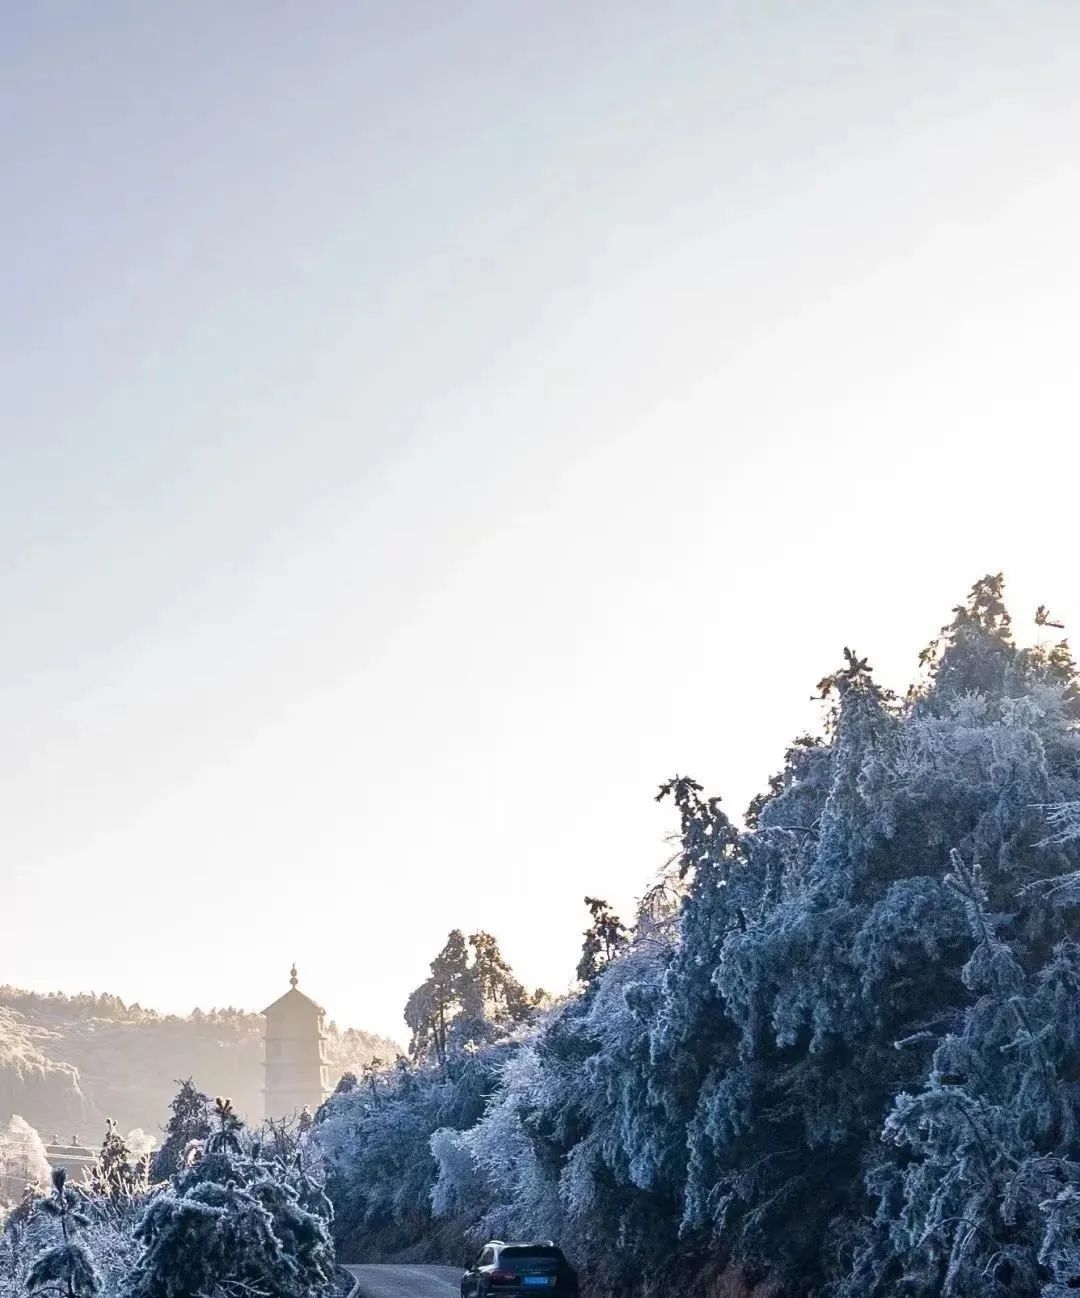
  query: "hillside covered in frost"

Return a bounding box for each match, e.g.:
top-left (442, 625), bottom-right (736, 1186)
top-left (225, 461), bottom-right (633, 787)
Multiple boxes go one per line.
top-left (0, 988), bottom-right (398, 1137)
top-left (315, 577), bottom-right (1080, 1298)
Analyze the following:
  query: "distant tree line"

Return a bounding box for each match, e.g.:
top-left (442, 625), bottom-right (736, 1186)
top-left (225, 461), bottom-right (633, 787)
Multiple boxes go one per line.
top-left (0, 990), bottom-right (398, 1137)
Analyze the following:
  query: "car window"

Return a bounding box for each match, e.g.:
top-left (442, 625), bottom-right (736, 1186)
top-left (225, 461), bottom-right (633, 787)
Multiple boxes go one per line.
top-left (478, 1248), bottom-right (494, 1267)
top-left (500, 1248), bottom-right (564, 1266)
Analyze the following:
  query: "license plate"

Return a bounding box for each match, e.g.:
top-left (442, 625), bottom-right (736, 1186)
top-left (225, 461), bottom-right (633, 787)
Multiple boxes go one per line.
top-left (523, 1279), bottom-right (551, 1287)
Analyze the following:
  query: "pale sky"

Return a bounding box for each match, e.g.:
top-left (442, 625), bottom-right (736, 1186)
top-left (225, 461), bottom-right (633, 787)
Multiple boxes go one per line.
top-left (4, 2), bottom-right (1080, 1042)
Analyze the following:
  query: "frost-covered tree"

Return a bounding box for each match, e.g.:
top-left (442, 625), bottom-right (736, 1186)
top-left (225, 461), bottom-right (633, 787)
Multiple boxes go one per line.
top-left (575, 898), bottom-right (629, 985)
top-left (0, 1117), bottom-right (49, 1210)
top-left (204, 1097), bottom-right (243, 1158)
top-left (150, 1081), bottom-right (210, 1183)
top-left (405, 930), bottom-right (533, 1068)
top-left (89, 1122), bottom-right (149, 1205)
top-left (126, 1097), bottom-right (334, 1298)
top-left (25, 1169), bottom-right (101, 1298)
top-left (405, 931), bottom-right (471, 1068)
top-left (457, 932), bottom-right (530, 1044)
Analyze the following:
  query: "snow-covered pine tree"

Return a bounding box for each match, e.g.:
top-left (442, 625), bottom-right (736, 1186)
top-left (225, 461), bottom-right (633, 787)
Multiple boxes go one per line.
top-left (575, 898), bottom-right (629, 986)
top-left (150, 1080), bottom-right (211, 1182)
top-left (456, 932), bottom-right (531, 1046)
top-left (405, 930), bottom-right (471, 1068)
top-left (90, 1121), bottom-right (147, 1204)
top-left (406, 930), bottom-right (534, 1068)
top-left (126, 1097), bottom-right (334, 1298)
top-left (25, 1169), bottom-right (101, 1298)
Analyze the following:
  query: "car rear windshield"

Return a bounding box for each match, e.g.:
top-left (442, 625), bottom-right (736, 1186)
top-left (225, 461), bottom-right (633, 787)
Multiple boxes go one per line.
top-left (501, 1248), bottom-right (563, 1267)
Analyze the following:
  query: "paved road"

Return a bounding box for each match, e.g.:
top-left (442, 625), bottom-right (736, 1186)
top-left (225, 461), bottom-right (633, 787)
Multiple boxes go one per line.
top-left (345, 1264), bottom-right (463, 1298)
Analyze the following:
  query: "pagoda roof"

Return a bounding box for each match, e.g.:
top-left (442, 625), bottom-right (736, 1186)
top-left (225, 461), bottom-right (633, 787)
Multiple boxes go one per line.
top-left (262, 985), bottom-right (325, 1017)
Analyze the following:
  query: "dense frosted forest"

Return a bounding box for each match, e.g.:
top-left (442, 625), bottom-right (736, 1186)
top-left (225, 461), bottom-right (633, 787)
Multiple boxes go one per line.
top-left (3, 576), bottom-right (1080, 1298)
top-left (317, 577), bottom-right (1080, 1297)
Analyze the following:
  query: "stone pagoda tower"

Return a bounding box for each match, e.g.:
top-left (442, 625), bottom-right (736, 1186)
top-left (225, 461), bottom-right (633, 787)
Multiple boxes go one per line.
top-left (262, 965), bottom-right (330, 1121)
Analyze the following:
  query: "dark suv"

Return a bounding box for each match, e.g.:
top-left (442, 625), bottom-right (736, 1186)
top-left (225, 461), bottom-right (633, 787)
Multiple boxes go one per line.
top-left (461, 1241), bottom-right (579, 1298)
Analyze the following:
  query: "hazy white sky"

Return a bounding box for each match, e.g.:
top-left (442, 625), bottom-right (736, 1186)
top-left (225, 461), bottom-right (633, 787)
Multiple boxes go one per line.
top-left (4, 2), bottom-right (1080, 1040)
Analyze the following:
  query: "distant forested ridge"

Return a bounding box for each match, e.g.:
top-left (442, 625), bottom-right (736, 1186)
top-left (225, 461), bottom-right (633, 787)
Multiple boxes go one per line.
top-left (315, 577), bottom-right (1080, 1298)
top-left (0, 987), bottom-right (399, 1136)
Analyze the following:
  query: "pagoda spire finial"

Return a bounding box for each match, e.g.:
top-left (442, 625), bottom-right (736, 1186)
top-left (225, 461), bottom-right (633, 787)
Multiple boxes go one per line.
top-left (289, 963), bottom-right (298, 989)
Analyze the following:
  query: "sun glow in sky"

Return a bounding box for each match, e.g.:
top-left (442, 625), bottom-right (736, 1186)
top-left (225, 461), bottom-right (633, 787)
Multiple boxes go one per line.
top-left (5, 2), bottom-right (1080, 1039)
